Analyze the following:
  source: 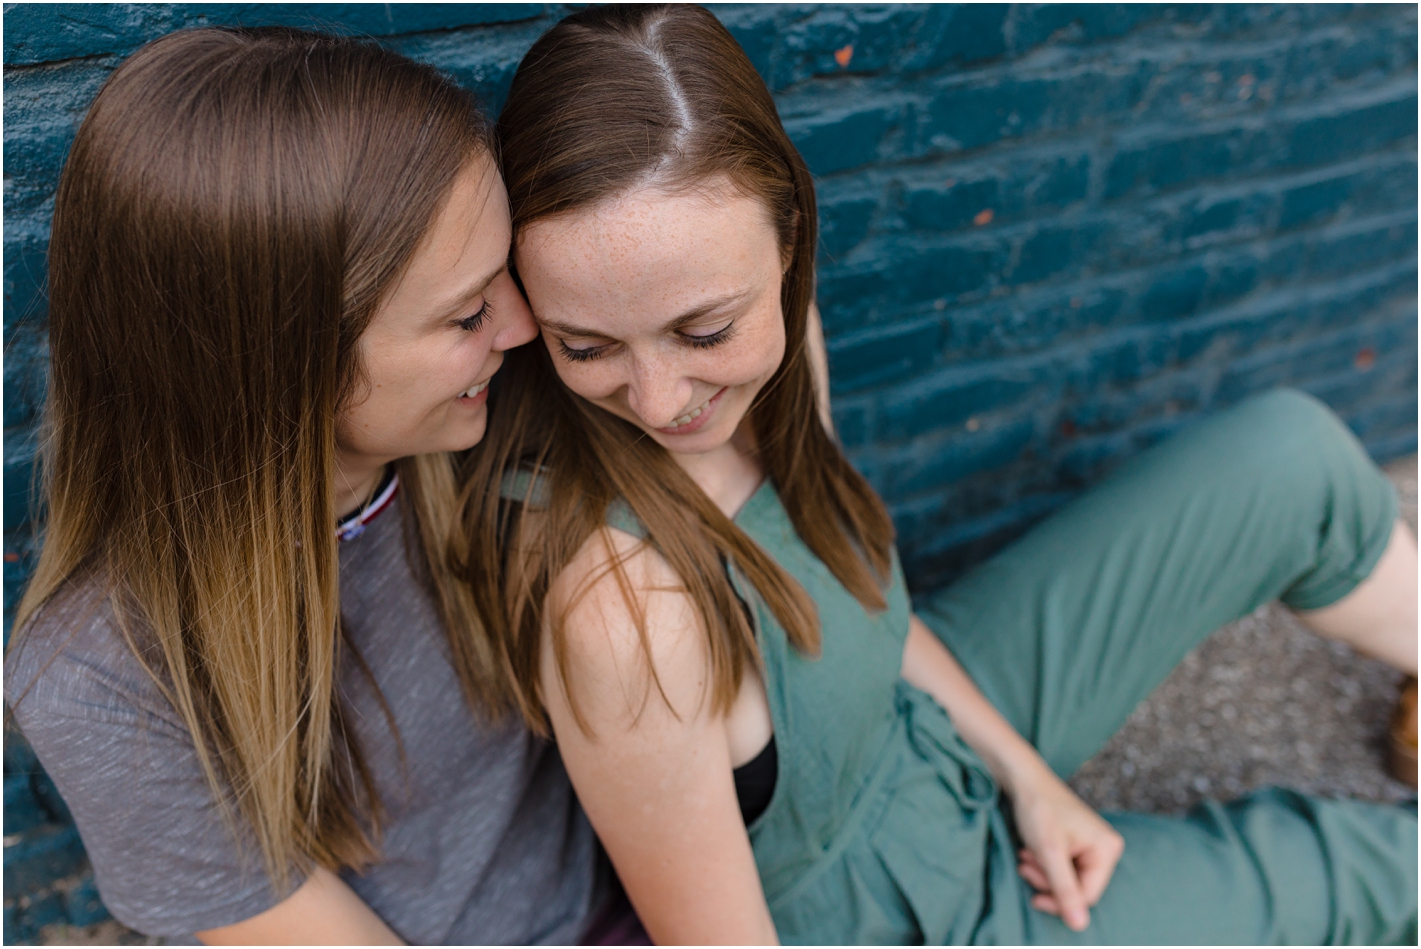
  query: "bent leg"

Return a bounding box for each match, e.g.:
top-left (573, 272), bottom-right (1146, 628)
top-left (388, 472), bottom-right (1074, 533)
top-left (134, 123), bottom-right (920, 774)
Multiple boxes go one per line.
top-left (918, 389), bottom-right (1399, 776)
top-left (1015, 791), bottom-right (1418, 945)
top-left (1298, 519), bottom-right (1418, 675)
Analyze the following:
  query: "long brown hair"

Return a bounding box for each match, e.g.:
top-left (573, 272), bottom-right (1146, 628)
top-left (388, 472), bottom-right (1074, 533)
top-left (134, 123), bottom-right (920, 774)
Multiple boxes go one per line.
top-left (466, 4), bottom-right (895, 729)
top-left (10, 27), bottom-right (507, 889)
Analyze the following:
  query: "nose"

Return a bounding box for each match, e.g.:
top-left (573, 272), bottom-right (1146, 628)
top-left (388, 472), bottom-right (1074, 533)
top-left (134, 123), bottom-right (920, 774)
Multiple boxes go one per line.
top-left (625, 354), bottom-right (694, 430)
top-left (490, 271), bottom-right (538, 351)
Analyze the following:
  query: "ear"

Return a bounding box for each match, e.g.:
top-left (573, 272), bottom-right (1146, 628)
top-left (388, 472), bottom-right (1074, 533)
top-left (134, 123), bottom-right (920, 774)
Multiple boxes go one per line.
top-left (780, 209), bottom-right (800, 274)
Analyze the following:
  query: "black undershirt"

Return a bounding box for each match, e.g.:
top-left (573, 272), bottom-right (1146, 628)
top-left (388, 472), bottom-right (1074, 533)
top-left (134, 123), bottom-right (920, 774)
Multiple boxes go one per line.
top-left (732, 736), bottom-right (778, 824)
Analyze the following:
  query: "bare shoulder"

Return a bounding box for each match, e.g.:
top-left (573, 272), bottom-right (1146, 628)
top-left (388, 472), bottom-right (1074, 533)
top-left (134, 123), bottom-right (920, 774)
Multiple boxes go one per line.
top-left (544, 525), bottom-right (711, 732)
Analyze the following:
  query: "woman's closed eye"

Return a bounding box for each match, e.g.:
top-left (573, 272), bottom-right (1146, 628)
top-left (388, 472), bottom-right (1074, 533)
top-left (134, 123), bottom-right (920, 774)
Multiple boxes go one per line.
top-left (681, 319), bottom-right (737, 349)
top-left (455, 301), bottom-right (491, 333)
top-left (556, 321), bottom-right (738, 363)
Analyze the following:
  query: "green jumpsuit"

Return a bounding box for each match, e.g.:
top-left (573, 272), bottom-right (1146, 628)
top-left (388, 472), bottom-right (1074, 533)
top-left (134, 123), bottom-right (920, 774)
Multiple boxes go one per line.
top-left (706, 389), bottom-right (1417, 945)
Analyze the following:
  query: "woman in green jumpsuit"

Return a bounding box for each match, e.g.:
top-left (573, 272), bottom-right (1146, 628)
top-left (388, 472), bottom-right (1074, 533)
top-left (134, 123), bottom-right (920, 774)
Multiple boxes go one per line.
top-left (477, 5), bottom-right (1418, 943)
top-left (725, 388), bottom-right (1417, 944)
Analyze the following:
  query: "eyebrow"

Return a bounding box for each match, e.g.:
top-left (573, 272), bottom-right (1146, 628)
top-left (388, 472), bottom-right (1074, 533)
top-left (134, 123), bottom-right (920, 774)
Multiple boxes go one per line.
top-left (539, 289), bottom-right (752, 337)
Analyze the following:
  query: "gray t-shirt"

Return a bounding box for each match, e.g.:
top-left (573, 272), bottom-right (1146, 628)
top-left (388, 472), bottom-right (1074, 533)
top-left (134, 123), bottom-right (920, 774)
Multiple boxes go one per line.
top-left (4, 495), bottom-right (600, 943)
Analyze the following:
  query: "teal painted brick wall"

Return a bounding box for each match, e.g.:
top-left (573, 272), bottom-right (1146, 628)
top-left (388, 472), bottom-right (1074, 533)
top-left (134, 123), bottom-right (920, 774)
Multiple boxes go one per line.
top-left (3, 4), bottom-right (1417, 940)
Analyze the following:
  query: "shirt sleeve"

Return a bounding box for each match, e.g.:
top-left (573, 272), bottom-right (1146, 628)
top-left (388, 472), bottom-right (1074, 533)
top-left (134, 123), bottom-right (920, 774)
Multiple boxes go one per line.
top-left (5, 599), bottom-right (301, 937)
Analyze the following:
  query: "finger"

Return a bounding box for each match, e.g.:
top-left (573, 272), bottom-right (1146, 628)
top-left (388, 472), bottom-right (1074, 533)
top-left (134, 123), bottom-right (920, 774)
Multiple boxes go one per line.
top-left (1030, 893), bottom-right (1062, 916)
top-left (1037, 846), bottom-right (1090, 932)
top-left (1016, 860), bottom-right (1052, 892)
top-left (1075, 834), bottom-right (1125, 906)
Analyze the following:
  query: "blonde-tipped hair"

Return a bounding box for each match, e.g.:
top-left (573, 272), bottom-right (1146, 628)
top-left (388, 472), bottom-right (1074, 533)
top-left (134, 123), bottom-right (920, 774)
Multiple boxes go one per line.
top-left (12, 27), bottom-right (510, 890)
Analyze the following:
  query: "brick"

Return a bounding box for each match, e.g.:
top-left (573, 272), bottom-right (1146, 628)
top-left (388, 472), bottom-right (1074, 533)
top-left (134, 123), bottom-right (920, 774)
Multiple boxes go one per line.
top-left (1059, 371), bottom-right (1208, 436)
top-left (784, 98), bottom-right (903, 176)
top-left (388, 18), bottom-right (552, 116)
top-left (1286, 85), bottom-right (1419, 167)
top-left (3, 427), bottom-right (39, 532)
top-left (876, 358), bottom-right (1054, 443)
top-left (903, 175), bottom-right (999, 233)
top-left (858, 414), bottom-right (1037, 496)
top-left (1346, 391), bottom-right (1421, 446)
top-left (4, 321), bottom-right (49, 429)
top-left (3, 902), bottom-right (32, 946)
top-left (1306, 339), bottom-right (1418, 417)
top-left (939, 280), bottom-right (1134, 365)
top-left (3, 775), bottom-right (46, 836)
top-left (2, 228), bottom-right (51, 325)
top-left (62, 873), bottom-right (109, 927)
top-left (1301, 211), bottom-right (1419, 279)
top-left (2, 3), bottom-right (545, 66)
top-left (18, 886), bottom-right (66, 932)
top-left (816, 188), bottom-right (878, 259)
top-left (897, 4), bottom-right (1008, 72)
top-left (1139, 265), bottom-right (1209, 322)
top-left (3, 537), bottom-right (40, 637)
top-left (30, 771), bottom-right (72, 826)
top-left (830, 396), bottom-right (872, 449)
top-left (826, 318), bottom-right (941, 394)
top-left (771, 6), bottom-right (924, 87)
top-left (1005, 4), bottom-right (1164, 55)
top-left (899, 150), bottom-right (1090, 233)
top-left (817, 235), bottom-right (1003, 332)
top-left (711, 5), bottom-right (779, 83)
top-left (1105, 81), bottom-right (1419, 200)
top-left (1056, 413), bottom-right (1192, 484)
top-left (1215, 314), bottom-right (1418, 405)
top-left (1010, 219), bottom-right (1112, 285)
top-left (897, 491), bottom-right (1071, 593)
top-left (3, 825), bottom-right (85, 895)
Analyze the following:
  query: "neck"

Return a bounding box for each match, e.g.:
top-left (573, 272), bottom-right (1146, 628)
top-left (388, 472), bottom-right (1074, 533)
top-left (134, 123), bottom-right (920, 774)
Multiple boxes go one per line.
top-left (671, 420), bottom-right (764, 518)
top-left (334, 453), bottom-right (389, 519)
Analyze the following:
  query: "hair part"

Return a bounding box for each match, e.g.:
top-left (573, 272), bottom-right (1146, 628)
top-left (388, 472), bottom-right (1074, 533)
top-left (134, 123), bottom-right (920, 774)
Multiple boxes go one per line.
top-left (12, 26), bottom-right (507, 890)
top-left (473, 4), bottom-right (895, 731)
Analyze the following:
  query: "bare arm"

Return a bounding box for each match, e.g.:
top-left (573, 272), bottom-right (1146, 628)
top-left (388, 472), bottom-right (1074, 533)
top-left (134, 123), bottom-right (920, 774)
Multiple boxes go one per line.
top-left (196, 866), bottom-right (403, 945)
top-left (901, 616), bottom-right (1123, 932)
top-left (542, 528), bottom-right (778, 945)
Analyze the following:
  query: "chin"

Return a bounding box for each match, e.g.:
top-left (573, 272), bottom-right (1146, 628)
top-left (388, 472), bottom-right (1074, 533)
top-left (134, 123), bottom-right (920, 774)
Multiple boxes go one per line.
top-left (437, 415), bottom-right (490, 454)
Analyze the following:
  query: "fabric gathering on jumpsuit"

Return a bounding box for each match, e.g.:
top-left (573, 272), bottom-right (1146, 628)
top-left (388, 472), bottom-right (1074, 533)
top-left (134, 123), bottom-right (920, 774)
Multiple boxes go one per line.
top-left (603, 388), bottom-right (1416, 945)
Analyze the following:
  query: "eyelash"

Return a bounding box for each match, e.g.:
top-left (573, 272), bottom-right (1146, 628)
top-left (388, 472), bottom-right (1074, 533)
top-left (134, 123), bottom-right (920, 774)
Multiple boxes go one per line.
top-left (457, 302), bottom-right (491, 333)
top-left (557, 322), bottom-right (737, 363)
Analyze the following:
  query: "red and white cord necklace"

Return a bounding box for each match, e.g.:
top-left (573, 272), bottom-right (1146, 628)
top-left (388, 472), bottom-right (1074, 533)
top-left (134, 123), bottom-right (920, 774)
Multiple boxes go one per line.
top-left (336, 471), bottom-right (400, 542)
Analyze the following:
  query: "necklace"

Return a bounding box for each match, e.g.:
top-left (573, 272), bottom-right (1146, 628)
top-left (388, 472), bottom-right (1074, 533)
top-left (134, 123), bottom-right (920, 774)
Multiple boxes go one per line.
top-left (336, 467), bottom-right (400, 542)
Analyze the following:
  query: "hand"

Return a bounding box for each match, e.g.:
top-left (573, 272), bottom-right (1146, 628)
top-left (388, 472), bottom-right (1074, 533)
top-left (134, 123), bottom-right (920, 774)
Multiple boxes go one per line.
top-left (1006, 763), bottom-right (1124, 932)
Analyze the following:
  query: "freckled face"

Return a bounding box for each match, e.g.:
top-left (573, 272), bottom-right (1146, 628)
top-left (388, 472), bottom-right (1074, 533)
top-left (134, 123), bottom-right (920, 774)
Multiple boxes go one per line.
top-left (515, 182), bottom-right (787, 456)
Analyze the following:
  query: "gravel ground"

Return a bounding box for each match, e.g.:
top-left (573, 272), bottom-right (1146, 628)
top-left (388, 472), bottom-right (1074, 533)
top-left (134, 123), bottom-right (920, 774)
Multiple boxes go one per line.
top-left (1071, 454), bottom-right (1418, 813)
top-left (36, 457), bottom-right (1418, 945)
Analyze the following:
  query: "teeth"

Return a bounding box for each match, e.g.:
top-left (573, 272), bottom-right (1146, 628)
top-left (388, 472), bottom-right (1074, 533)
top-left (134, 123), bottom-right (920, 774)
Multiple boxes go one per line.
top-left (461, 380), bottom-right (489, 399)
top-left (670, 398), bottom-right (711, 428)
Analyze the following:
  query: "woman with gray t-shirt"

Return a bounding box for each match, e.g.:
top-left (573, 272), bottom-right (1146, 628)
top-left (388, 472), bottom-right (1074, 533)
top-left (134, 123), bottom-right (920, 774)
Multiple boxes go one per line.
top-left (4, 27), bottom-right (607, 944)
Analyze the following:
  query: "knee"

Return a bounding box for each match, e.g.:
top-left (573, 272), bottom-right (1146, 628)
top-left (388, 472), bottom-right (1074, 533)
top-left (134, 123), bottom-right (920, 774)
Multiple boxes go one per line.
top-left (1225, 388), bottom-right (1362, 470)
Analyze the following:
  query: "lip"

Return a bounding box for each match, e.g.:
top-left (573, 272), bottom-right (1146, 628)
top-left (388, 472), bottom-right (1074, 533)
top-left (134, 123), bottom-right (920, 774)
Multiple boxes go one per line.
top-left (655, 386), bottom-right (728, 436)
top-left (456, 377), bottom-right (492, 407)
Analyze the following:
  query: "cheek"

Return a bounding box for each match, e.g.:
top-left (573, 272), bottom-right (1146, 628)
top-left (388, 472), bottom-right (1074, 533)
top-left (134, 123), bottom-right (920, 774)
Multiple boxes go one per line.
top-left (730, 309), bottom-right (787, 385)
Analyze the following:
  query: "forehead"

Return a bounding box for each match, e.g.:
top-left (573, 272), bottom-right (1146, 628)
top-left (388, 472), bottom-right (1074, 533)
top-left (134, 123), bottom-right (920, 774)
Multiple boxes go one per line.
top-left (516, 182), bottom-right (778, 319)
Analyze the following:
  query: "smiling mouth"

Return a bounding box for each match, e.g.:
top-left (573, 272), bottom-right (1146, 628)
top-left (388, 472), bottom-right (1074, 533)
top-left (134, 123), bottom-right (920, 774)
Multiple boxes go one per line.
top-left (657, 387), bottom-right (727, 435)
top-left (459, 379), bottom-right (490, 399)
